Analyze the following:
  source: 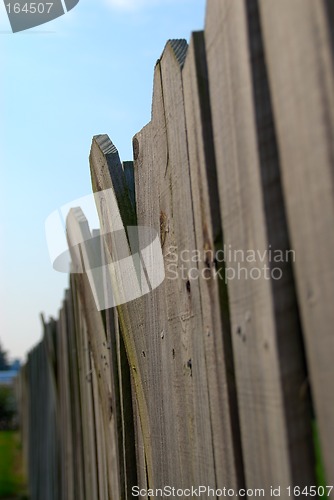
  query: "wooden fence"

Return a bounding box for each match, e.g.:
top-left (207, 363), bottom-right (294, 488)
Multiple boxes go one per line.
top-left (18, 0), bottom-right (334, 498)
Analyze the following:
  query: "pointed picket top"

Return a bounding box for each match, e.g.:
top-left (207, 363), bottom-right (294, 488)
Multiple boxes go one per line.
top-left (90, 134), bottom-right (137, 229)
top-left (94, 134), bottom-right (119, 156)
top-left (164, 39), bottom-right (188, 69)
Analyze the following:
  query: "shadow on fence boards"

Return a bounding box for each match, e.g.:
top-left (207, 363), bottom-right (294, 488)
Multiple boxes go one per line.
top-left (17, 0), bottom-right (334, 499)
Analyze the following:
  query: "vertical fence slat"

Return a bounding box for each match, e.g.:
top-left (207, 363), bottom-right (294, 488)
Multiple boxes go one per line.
top-left (134, 38), bottom-right (217, 492)
top-left (66, 213), bottom-right (117, 500)
top-left (205, 0), bottom-right (316, 492)
top-left (259, 0), bottom-right (334, 488)
top-left (133, 122), bottom-right (172, 489)
top-left (89, 134), bottom-right (154, 488)
top-left (65, 288), bottom-right (85, 500)
top-left (73, 286), bottom-right (99, 500)
top-left (183, 30), bottom-right (244, 492)
top-left (243, 1), bottom-right (316, 487)
top-left (58, 301), bottom-right (74, 500)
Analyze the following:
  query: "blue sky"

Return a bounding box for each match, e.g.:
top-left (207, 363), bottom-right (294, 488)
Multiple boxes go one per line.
top-left (0, 0), bottom-right (206, 360)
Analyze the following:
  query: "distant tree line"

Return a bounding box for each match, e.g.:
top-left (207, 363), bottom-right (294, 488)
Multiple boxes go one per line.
top-left (0, 340), bottom-right (10, 371)
top-left (0, 340), bottom-right (18, 429)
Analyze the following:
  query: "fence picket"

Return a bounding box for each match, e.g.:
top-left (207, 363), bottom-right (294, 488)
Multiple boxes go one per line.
top-left (205, 0), bottom-right (315, 491)
top-left (259, 0), bottom-right (334, 487)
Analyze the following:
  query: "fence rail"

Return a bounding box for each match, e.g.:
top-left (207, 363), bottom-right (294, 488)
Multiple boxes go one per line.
top-left (18, 0), bottom-right (334, 498)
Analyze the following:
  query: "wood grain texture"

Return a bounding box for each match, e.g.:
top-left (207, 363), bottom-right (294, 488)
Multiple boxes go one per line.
top-left (58, 301), bottom-right (74, 500)
top-left (66, 211), bottom-right (118, 499)
top-left (131, 374), bottom-right (148, 497)
top-left (71, 273), bottom-right (99, 500)
top-left (123, 161), bottom-right (136, 211)
top-left (134, 39), bottom-right (217, 493)
top-left (132, 122), bottom-right (172, 490)
top-left (65, 288), bottom-right (85, 500)
top-left (106, 306), bottom-right (137, 500)
top-left (258, 0), bottom-right (334, 487)
top-left (89, 135), bottom-right (154, 488)
top-left (205, 0), bottom-right (315, 493)
top-left (183, 30), bottom-right (244, 491)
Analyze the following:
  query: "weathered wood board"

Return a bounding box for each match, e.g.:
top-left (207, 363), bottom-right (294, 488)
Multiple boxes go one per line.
top-left (205, 0), bottom-right (315, 492)
top-left (132, 39), bottom-right (219, 493)
top-left (258, 0), bottom-right (334, 488)
top-left (183, 30), bottom-right (244, 491)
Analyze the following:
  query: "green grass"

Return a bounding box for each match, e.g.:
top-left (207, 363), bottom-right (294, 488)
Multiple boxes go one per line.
top-left (0, 431), bottom-right (28, 499)
top-left (313, 422), bottom-right (327, 498)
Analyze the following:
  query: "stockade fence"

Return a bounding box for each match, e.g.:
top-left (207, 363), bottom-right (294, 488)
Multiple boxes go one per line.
top-left (17, 0), bottom-right (334, 499)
